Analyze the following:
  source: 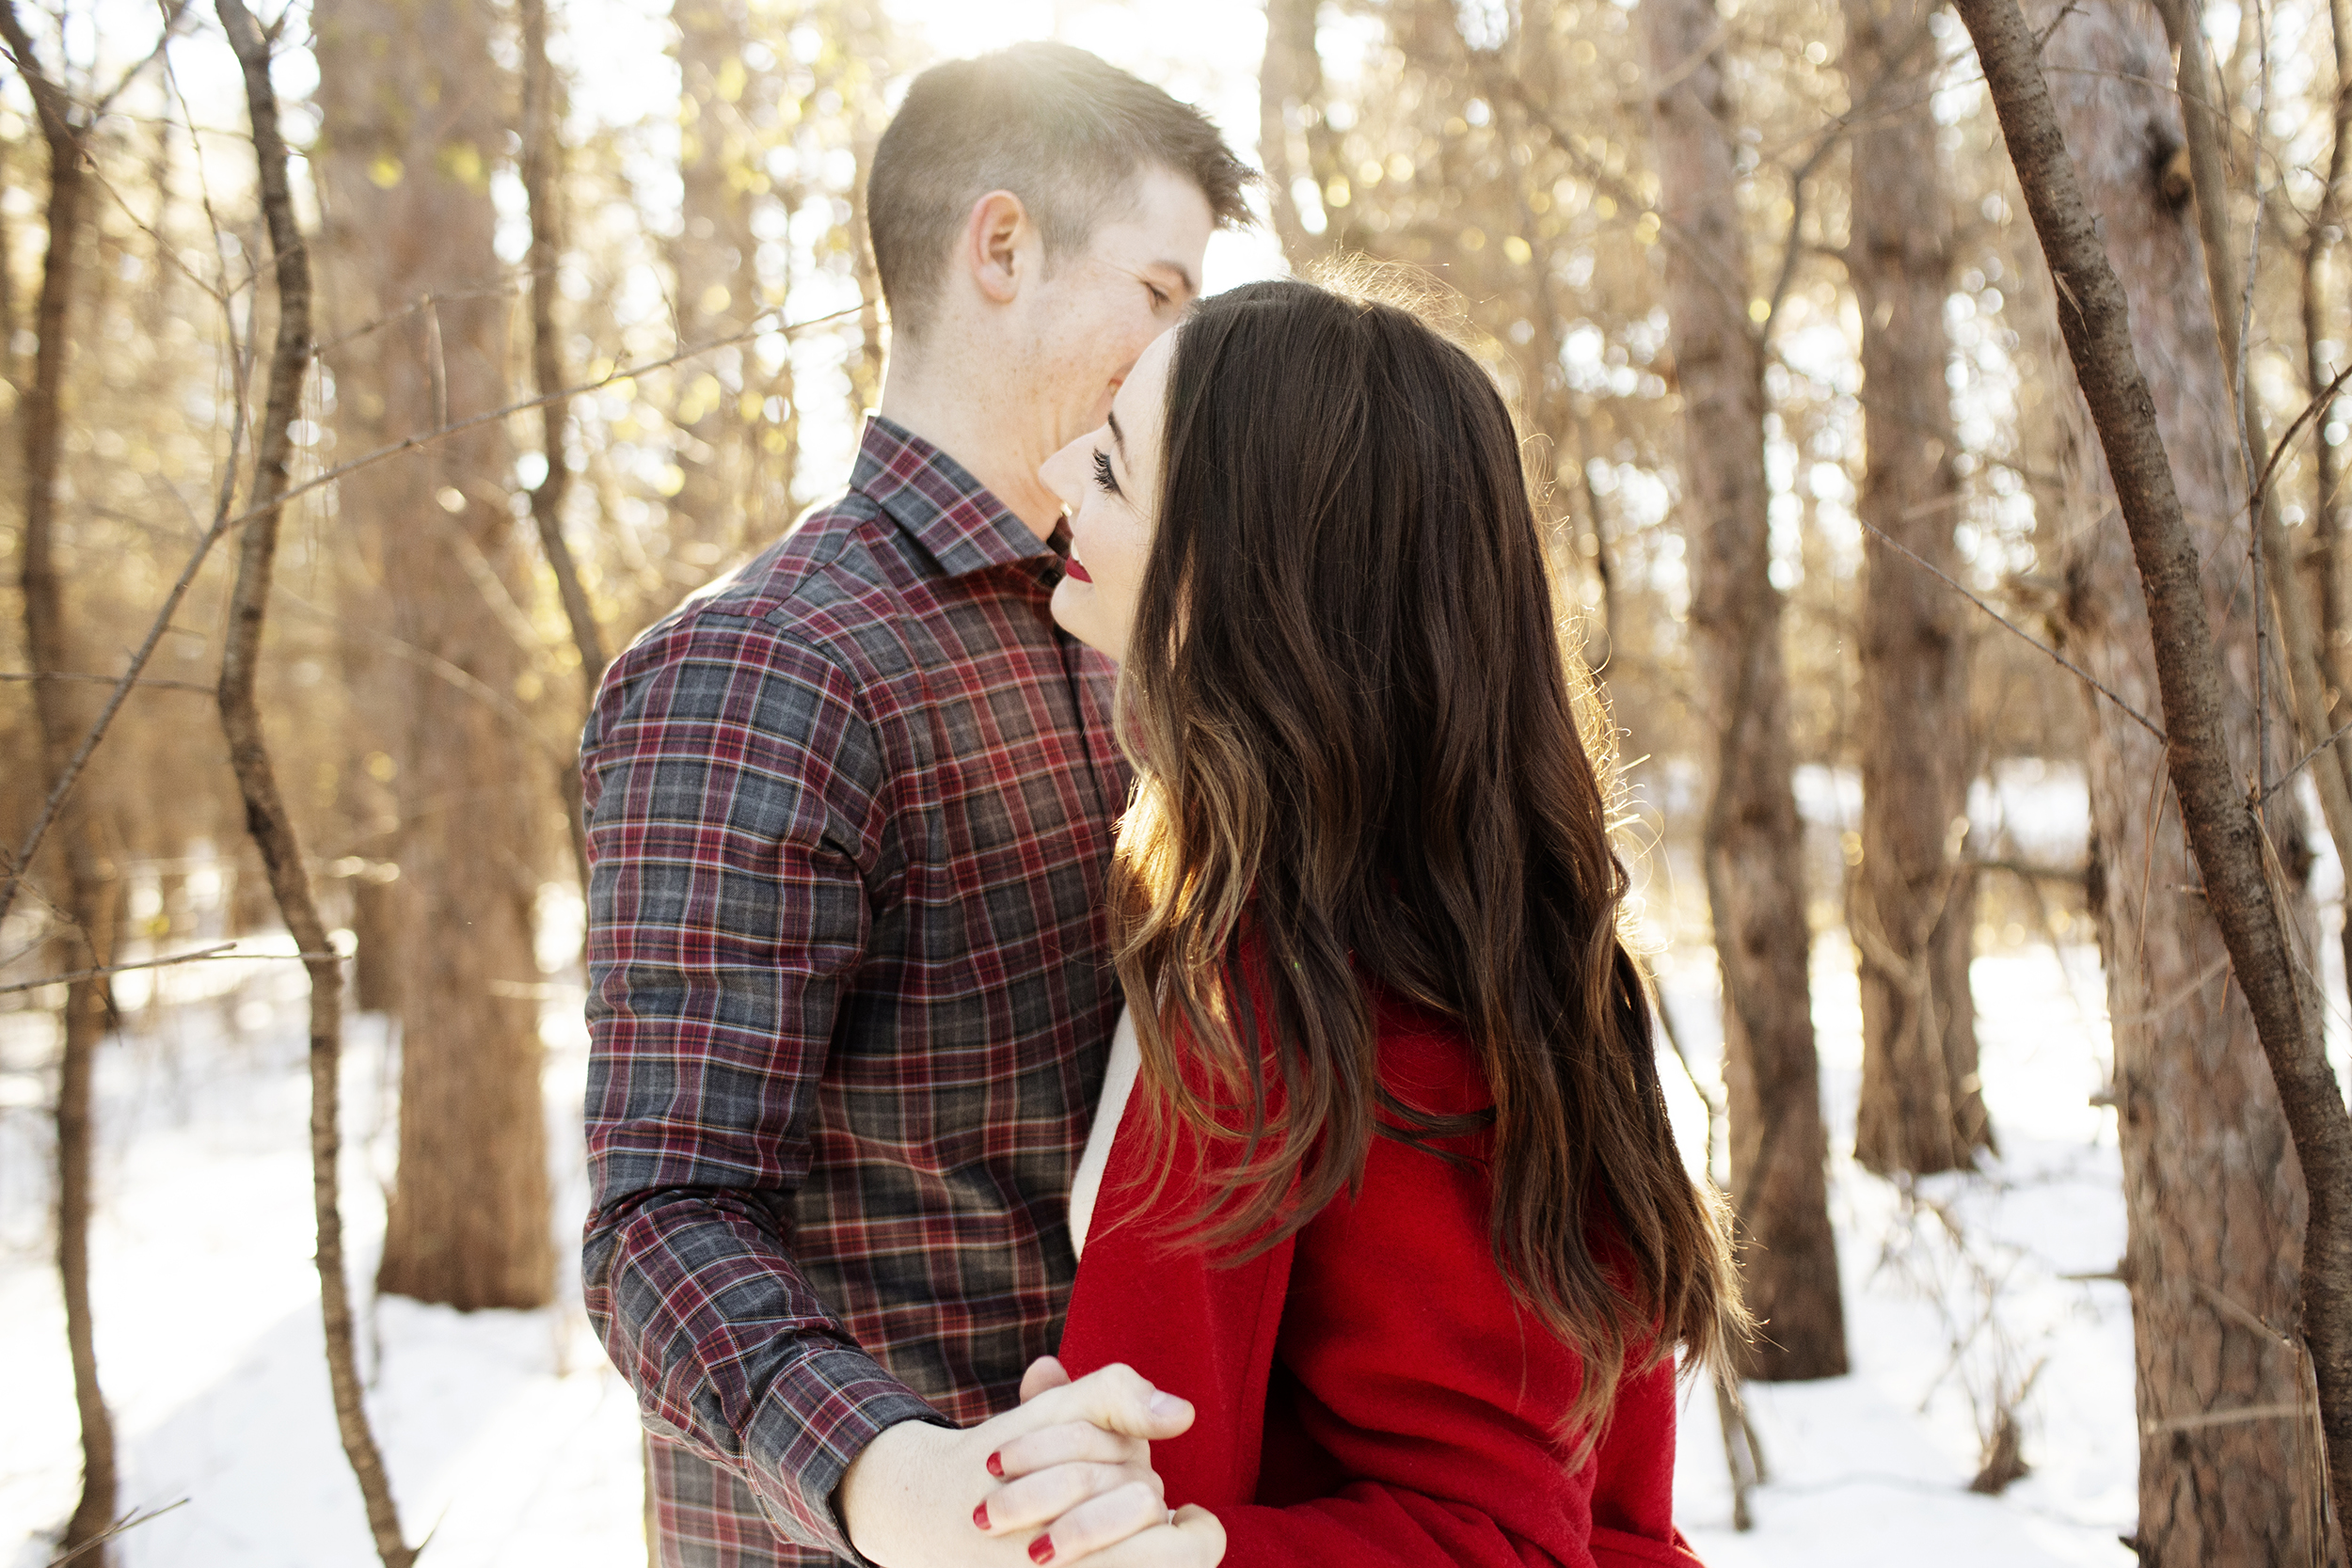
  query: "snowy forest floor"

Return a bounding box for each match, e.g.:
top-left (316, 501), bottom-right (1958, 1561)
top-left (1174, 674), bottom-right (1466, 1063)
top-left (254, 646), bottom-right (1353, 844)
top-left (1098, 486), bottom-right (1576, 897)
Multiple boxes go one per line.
top-left (9, 768), bottom-right (2346, 1564)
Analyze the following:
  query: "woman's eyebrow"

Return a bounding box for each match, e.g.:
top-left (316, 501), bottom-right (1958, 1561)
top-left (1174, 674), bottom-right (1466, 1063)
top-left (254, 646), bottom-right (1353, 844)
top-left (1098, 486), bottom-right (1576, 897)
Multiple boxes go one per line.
top-left (1106, 410), bottom-right (1128, 460)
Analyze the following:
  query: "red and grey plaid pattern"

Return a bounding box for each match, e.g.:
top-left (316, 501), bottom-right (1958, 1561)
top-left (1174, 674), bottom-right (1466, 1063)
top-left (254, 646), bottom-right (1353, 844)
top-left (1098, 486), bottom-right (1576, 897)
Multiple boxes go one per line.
top-left (582, 417), bottom-right (1129, 1567)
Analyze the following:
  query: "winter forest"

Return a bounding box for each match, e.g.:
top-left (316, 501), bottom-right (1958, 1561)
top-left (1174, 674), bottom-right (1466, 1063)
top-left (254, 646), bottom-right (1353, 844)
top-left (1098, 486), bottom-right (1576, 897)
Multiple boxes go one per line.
top-left (6, 0), bottom-right (2352, 1561)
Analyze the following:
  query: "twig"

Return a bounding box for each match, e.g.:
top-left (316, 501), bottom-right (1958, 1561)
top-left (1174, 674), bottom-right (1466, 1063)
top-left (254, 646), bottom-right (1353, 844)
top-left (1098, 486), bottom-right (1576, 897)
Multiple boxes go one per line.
top-left (2262, 713), bottom-right (2352, 803)
top-left (0, 941), bottom-right (238, 996)
top-left (88, 0), bottom-right (189, 116)
top-left (2142, 1401), bottom-right (2308, 1434)
top-left (0, 321), bottom-right (253, 933)
top-left (1854, 514), bottom-right (2167, 740)
top-left (40, 1498), bottom-right (190, 1568)
top-left (0, 295), bottom-right (872, 928)
top-left (1968, 855), bottom-right (2090, 882)
top-left (1490, 75), bottom-right (1754, 324)
top-left (2251, 360), bottom-right (2352, 517)
top-left (1760, 11), bottom-right (1941, 336)
top-left (2244, 0), bottom-right (2273, 805)
top-left (0, 672), bottom-right (214, 691)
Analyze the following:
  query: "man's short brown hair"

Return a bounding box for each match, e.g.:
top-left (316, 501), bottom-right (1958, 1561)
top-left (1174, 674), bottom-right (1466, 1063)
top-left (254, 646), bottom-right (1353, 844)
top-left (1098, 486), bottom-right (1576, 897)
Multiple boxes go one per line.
top-left (867, 42), bottom-right (1255, 341)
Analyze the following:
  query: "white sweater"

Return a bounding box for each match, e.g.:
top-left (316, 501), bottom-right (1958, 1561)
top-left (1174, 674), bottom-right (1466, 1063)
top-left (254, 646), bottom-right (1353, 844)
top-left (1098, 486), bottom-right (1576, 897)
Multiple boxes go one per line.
top-left (1067, 1007), bottom-right (1140, 1262)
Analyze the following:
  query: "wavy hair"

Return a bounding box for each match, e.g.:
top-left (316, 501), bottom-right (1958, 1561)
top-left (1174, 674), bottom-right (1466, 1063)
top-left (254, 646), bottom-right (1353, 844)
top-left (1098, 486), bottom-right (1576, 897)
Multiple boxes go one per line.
top-left (1108, 273), bottom-right (1744, 1446)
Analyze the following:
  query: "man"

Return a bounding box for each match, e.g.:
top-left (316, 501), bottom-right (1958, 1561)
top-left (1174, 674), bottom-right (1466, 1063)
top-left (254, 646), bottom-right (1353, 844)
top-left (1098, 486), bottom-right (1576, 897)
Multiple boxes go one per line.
top-left (581, 41), bottom-right (1254, 1568)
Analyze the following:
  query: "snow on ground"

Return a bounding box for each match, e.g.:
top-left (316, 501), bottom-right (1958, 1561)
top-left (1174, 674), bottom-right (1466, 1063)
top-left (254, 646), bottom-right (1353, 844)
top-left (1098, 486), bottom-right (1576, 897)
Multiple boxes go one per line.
top-left (7, 792), bottom-right (2329, 1565)
top-left (1661, 932), bottom-right (2137, 1566)
top-left (0, 927), bottom-right (646, 1568)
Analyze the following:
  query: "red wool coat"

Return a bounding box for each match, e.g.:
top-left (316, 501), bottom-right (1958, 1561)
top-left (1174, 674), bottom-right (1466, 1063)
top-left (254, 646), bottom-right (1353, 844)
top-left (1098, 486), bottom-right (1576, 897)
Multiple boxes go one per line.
top-left (1056, 990), bottom-right (1707, 1568)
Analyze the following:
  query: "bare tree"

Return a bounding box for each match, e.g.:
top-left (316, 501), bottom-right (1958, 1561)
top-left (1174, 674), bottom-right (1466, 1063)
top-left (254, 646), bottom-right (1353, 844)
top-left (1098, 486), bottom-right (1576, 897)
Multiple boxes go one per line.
top-left (669, 0), bottom-right (762, 565)
top-left (212, 4), bottom-right (414, 1561)
top-left (2303, 0), bottom-right (2352, 711)
top-left (519, 0), bottom-right (606, 898)
top-left (1845, 0), bottom-right (1993, 1177)
top-left (848, 131), bottom-right (886, 419)
top-left (2, 2), bottom-right (119, 1553)
top-left (1258, 0), bottom-right (1328, 261)
top-left (1639, 0), bottom-right (1848, 1379)
top-left (314, 0), bottom-right (554, 1310)
top-left (1960, 0), bottom-right (2352, 1546)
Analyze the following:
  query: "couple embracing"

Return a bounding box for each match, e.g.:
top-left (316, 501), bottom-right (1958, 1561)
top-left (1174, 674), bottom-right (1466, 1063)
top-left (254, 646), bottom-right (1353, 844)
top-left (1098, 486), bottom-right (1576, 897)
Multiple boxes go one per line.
top-left (581, 40), bottom-right (1740, 1568)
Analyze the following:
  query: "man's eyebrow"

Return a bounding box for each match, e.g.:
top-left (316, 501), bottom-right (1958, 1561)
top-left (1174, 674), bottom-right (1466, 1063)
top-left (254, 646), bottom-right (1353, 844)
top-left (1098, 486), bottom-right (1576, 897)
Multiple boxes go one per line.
top-left (1107, 409), bottom-right (1127, 458)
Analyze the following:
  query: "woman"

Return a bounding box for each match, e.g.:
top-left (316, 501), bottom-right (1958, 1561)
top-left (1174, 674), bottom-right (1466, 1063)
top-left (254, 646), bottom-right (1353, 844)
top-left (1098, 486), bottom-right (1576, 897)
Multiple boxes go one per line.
top-left (981, 276), bottom-right (1740, 1567)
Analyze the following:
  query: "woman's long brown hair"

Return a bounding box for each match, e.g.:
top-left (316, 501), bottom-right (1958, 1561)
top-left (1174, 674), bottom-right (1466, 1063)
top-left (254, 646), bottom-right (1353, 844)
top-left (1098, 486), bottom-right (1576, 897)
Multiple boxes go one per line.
top-left (1109, 274), bottom-right (1744, 1446)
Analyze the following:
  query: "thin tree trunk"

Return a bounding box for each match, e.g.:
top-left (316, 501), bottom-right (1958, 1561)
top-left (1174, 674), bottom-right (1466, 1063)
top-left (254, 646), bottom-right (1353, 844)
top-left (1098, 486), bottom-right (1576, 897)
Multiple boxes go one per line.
top-left (1845, 0), bottom-right (1991, 1178)
top-left (2305, 0), bottom-right (2351, 712)
top-left (2301, 0), bottom-right (2352, 1022)
top-left (1259, 0), bottom-right (1324, 262)
top-left (212, 6), bottom-right (415, 1562)
top-left (669, 0), bottom-right (759, 564)
top-left (315, 0), bottom-right (553, 1311)
top-left (849, 133), bottom-right (886, 419)
top-left (2157, 41), bottom-right (2352, 1465)
top-left (1572, 411), bottom-right (1618, 669)
top-left (519, 0), bottom-right (603, 898)
top-left (2292, 0), bottom-right (2352, 1024)
top-left (1, 5), bottom-right (118, 1553)
top-left (1639, 0), bottom-right (1847, 1380)
top-left (1963, 0), bottom-right (2352, 1548)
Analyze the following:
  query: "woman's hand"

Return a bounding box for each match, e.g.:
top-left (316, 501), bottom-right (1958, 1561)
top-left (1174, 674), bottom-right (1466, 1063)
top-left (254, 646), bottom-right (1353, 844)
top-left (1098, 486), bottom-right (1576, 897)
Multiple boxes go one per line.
top-left (967, 1357), bottom-right (1227, 1566)
top-left (839, 1361), bottom-right (1207, 1567)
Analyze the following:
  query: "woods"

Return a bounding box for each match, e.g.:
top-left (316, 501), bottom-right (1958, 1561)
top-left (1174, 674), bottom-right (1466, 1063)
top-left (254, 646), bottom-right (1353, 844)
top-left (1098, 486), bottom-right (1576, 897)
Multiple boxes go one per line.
top-left (5, 0), bottom-right (2352, 1562)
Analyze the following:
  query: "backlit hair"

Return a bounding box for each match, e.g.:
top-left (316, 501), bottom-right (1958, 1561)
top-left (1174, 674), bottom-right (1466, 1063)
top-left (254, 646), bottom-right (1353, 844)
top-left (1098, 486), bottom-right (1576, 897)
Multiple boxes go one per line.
top-left (866, 42), bottom-right (1253, 341)
top-left (1110, 273), bottom-right (1746, 1450)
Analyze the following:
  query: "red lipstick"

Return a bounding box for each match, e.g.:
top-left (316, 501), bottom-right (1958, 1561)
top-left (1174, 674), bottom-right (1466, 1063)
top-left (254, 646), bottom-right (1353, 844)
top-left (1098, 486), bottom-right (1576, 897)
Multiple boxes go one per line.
top-left (1064, 559), bottom-right (1093, 583)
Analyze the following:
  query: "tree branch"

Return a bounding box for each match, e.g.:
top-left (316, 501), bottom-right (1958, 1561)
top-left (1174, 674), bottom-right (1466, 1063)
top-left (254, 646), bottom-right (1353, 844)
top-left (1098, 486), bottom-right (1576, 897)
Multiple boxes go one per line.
top-left (0, 296), bottom-right (872, 928)
top-left (1854, 514), bottom-right (2166, 739)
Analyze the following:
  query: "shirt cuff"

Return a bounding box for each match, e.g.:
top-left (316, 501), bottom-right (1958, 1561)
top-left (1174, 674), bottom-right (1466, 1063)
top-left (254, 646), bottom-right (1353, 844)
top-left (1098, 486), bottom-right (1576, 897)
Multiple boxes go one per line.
top-left (741, 1340), bottom-right (953, 1564)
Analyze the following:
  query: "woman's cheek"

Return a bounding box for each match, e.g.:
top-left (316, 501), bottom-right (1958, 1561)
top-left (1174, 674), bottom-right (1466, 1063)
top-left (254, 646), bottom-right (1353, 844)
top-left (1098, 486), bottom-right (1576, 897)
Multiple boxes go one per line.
top-left (1049, 574), bottom-right (1090, 640)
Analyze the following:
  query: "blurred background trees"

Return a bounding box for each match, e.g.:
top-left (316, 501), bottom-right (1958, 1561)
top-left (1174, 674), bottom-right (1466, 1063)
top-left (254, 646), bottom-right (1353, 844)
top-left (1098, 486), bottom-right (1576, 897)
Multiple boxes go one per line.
top-left (5, 0), bottom-right (2351, 1560)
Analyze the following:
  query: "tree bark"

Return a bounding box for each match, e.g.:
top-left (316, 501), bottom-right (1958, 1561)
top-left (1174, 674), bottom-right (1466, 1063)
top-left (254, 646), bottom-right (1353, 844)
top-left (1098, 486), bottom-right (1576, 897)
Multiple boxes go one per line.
top-left (1844, 0), bottom-right (1992, 1177)
top-left (669, 0), bottom-right (760, 565)
top-left (314, 0), bottom-right (553, 1311)
top-left (519, 0), bottom-right (603, 898)
top-left (1639, 0), bottom-right (1848, 1380)
top-left (2304, 0), bottom-right (2352, 714)
top-left (849, 132), bottom-right (887, 420)
top-left (212, 6), bottom-right (415, 1561)
top-left (1963, 0), bottom-right (2352, 1549)
top-left (1258, 0), bottom-right (1327, 263)
top-left (2150, 0), bottom-right (2352, 1108)
top-left (1, 4), bottom-right (119, 1553)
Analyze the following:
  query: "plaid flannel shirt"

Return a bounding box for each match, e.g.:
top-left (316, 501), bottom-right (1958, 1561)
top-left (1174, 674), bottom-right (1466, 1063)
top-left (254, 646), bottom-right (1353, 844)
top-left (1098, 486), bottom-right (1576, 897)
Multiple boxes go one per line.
top-left (582, 416), bottom-right (1129, 1566)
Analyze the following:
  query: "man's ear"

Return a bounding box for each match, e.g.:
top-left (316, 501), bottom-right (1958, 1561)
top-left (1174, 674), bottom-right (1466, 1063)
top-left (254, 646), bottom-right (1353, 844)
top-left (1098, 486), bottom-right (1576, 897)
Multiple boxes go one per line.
top-left (962, 190), bottom-right (1031, 306)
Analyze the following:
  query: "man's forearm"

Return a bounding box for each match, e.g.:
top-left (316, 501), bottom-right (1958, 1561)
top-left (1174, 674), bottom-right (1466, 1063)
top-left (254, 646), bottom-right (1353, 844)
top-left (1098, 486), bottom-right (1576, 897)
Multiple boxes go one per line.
top-left (585, 1195), bottom-right (945, 1557)
top-left (837, 1418), bottom-right (962, 1567)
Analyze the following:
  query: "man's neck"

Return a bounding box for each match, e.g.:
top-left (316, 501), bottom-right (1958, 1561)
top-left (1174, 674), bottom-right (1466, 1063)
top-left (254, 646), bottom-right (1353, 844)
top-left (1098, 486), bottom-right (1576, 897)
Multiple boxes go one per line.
top-left (877, 356), bottom-right (1063, 544)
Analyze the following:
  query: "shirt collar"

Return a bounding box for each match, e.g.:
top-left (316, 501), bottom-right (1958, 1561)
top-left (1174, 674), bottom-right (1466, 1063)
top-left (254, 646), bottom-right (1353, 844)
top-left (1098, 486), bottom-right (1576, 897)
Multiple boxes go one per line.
top-left (850, 415), bottom-right (1061, 578)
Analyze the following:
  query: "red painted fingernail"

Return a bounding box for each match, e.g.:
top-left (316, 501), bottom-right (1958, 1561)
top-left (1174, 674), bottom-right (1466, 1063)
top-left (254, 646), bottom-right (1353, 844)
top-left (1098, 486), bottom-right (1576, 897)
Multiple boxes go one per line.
top-left (1029, 1535), bottom-right (1057, 1565)
top-left (973, 1501), bottom-right (992, 1530)
top-left (986, 1450), bottom-right (1005, 1479)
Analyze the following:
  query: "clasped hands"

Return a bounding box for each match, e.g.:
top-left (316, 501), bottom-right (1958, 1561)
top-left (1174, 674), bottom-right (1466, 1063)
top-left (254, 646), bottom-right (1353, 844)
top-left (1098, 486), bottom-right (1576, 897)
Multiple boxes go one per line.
top-left (839, 1357), bottom-right (1224, 1567)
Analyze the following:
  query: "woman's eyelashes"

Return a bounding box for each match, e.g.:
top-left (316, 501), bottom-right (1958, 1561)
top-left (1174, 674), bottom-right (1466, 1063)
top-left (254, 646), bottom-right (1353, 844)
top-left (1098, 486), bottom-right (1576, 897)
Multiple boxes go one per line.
top-left (1091, 448), bottom-right (1122, 498)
